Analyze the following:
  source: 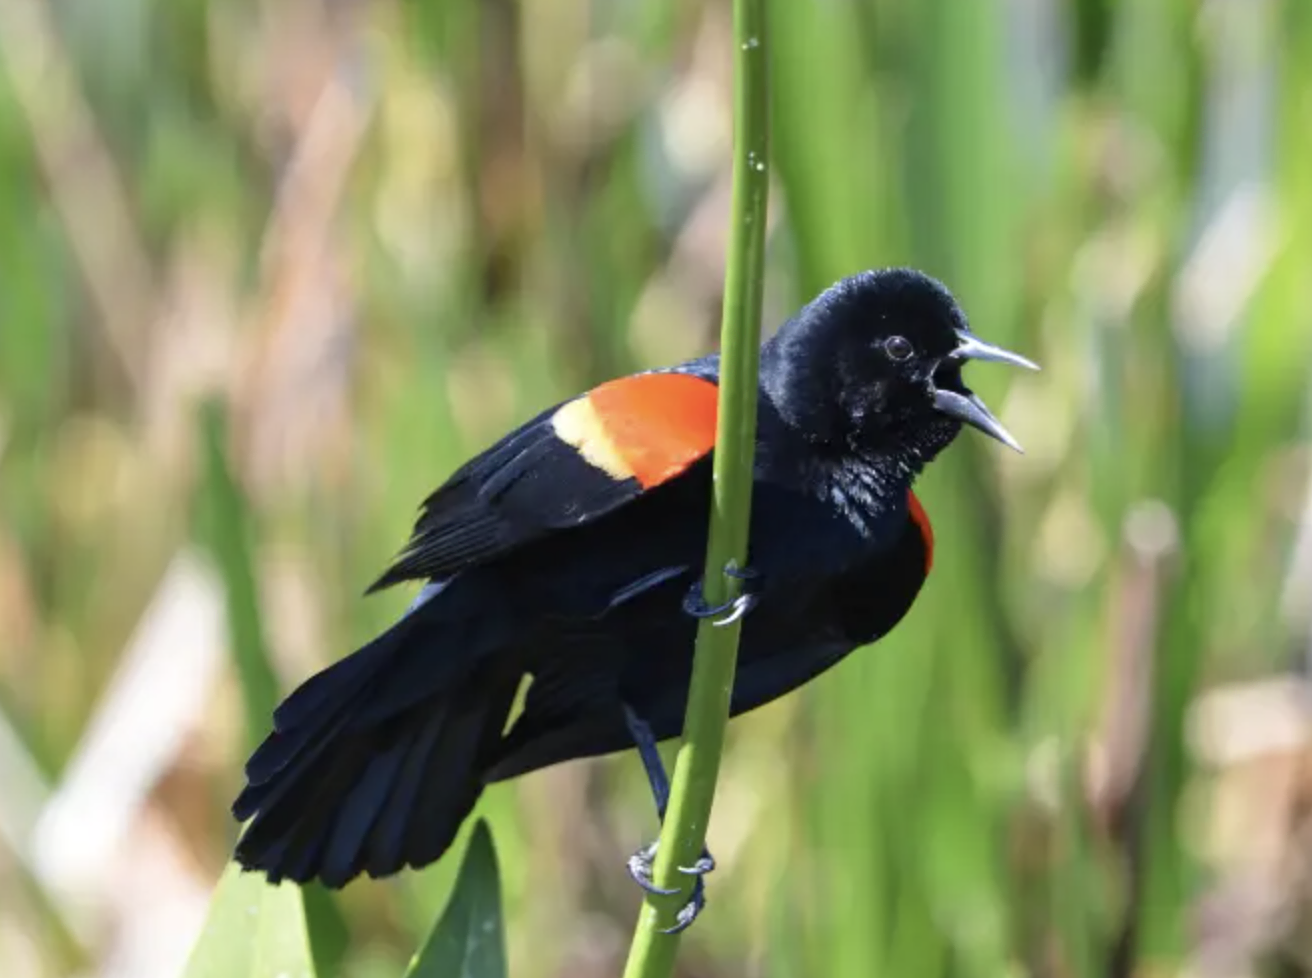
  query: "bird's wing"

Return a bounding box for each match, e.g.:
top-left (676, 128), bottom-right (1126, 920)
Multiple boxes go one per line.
top-left (368, 371), bottom-right (720, 591)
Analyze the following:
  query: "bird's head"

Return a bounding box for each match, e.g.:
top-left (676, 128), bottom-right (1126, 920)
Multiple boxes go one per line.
top-left (763, 267), bottom-right (1038, 466)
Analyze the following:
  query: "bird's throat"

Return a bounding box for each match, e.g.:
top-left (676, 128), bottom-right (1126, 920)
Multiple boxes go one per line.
top-left (824, 453), bottom-right (918, 537)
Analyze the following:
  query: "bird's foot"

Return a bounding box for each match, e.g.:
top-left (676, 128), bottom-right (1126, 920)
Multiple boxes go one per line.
top-left (626, 839), bottom-right (716, 934)
top-left (682, 563), bottom-right (760, 626)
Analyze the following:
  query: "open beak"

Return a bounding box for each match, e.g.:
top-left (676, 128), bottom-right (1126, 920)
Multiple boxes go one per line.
top-left (932, 330), bottom-right (1038, 454)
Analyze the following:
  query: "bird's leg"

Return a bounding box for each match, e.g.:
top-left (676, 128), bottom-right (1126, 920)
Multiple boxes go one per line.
top-left (682, 562), bottom-right (761, 627)
top-left (622, 704), bottom-right (716, 934)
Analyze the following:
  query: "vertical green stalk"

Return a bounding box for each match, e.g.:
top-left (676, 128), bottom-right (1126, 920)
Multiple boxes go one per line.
top-left (620, 0), bottom-right (769, 971)
top-left (196, 398), bottom-right (280, 752)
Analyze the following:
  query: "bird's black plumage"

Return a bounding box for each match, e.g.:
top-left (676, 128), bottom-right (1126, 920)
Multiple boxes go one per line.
top-left (232, 267), bottom-right (1036, 905)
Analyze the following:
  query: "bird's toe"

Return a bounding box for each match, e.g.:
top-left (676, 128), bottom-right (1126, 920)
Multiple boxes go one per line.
top-left (627, 840), bottom-right (679, 896)
top-left (682, 562), bottom-right (761, 624)
top-left (677, 850), bottom-right (716, 876)
top-left (660, 876), bottom-right (707, 935)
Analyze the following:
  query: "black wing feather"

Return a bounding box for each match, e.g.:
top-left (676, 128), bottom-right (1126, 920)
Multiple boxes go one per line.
top-left (367, 396), bottom-right (695, 591)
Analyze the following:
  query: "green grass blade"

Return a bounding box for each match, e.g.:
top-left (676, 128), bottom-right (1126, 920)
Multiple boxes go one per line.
top-left (194, 397), bottom-right (280, 750)
top-left (405, 820), bottom-right (507, 978)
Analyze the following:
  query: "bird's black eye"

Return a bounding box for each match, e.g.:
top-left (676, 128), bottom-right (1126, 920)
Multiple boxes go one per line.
top-left (884, 335), bottom-right (914, 362)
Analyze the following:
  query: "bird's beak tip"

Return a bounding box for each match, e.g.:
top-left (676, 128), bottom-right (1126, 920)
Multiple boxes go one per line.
top-left (952, 330), bottom-right (1040, 372)
top-left (932, 388), bottom-right (1024, 453)
top-left (989, 422), bottom-right (1025, 455)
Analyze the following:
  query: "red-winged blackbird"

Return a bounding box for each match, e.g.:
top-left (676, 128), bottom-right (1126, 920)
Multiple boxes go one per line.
top-left (232, 267), bottom-right (1037, 930)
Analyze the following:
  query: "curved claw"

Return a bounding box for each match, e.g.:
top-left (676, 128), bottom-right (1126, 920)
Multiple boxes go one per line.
top-left (627, 842), bottom-right (679, 896)
top-left (678, 852), bottom-right (716, 876)
top-left (682, 590), bottom-right (730, 620)
top-left (683, 583), bottom-right (760, 625)
top-left (712, 594), bottom-right (756, 627)
top-left (626, 839), bottom-right (715, 933)
top-left (659, 876), bottom-right (706, 935)
top-left (682, 561), bottom-right (762, 625)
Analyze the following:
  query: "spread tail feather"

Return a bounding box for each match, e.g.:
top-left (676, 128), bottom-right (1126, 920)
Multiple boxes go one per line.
top-left (232, 628), bottom-right (518, 887)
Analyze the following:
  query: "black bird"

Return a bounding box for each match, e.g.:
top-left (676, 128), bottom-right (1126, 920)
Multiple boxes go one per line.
top-left (232, 267), bottom-right (1037, 931)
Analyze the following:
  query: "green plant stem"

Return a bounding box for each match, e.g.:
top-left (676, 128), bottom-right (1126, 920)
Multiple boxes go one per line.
top-left (620, 0), bottom-right (769, 972)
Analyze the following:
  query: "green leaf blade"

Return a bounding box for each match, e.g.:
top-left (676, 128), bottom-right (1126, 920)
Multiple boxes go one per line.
top-left (406, 820), bottom-right (507, 978)
top-left (183, 864), bottom-right (317, 978)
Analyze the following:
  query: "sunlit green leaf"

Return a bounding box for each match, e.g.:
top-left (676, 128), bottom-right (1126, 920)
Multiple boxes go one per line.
top-left (182, 864), bottom-right (316, 978)
top-left (405, 820), bottom-right (506, 978)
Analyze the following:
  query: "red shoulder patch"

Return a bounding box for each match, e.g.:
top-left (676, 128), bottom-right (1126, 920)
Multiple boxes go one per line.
top-left (907, 490), bottom-right (934, 573)
top-left (585, 373), bottom-right (720, 488)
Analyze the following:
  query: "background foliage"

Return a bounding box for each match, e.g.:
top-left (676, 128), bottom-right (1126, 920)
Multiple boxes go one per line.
top-left (1, 0), bottom-right (1311, 976)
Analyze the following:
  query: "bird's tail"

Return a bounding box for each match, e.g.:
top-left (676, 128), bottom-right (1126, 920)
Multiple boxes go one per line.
top-left (232, 619), bottom-right (518, 888)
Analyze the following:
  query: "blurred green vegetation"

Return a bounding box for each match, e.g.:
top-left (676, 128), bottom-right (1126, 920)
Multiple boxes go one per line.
top-left (1, 1), bottom-right (1310, 977)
